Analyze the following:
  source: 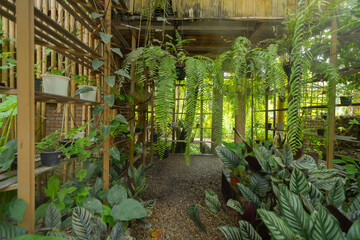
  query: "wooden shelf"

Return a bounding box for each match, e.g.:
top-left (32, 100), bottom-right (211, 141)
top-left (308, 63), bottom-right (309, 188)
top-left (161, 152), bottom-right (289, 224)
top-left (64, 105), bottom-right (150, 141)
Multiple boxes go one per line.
top-left (0, 157), bottom-right (73, 192)
top-left (0, 86), bottom-right (102, 106)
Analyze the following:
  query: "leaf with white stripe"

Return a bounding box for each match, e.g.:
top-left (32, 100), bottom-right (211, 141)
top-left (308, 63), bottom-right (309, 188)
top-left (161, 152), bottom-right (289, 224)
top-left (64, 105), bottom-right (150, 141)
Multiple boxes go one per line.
top-left (310, 204), bottom-right (344, 240)
top-left (347, 219), bottom-right (360, 240)
top-left (308, 183), bottom-right (324, 202)
top-left (238, 220), bottom-right (262, 240)
top-left (348, 194), bottom-right (360, 212)
top-left (187, 205), bottom-right (206, 233)
top-left (279, 185), bottom-right (313, 239)
top-left (227, 199), bottom-right (244, 214)
top-left (72, 207), bottom-right (94, 240)
top-left (205, 189), bottom-right (221, 214)
top-left (45, 203), bottom-right (61, 229)
top-left (344, 211), bottom-right (360, 222)
top-left (326, 178), bottom-right (345, 208)
top-left (218, 226), bottom-right (242, 240)
top-left (237, 183), bottom-right (260, 208)
top-left (215, 146), bottom-right (242, 170)
top-left (257, 209), bottom-right (296, 240)
top-left (290, 168), bottom-right (310, 195)
top-left (250, 173), bottom-right (270, 195)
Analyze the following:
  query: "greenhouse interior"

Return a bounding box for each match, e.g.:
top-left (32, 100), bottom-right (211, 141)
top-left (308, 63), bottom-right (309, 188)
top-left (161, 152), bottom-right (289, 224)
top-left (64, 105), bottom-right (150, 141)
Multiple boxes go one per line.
top-left (0, 0), bottom-right (360, 239)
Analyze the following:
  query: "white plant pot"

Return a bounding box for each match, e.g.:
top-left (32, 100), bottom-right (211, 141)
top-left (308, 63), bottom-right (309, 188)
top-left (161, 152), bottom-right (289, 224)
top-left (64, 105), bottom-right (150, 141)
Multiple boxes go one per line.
top-left (78, 85), bottom-right (97, 102)
top-left (41, 74), bottom-right (70, 96)
top-left (65, 131), bottom-right (85, 139)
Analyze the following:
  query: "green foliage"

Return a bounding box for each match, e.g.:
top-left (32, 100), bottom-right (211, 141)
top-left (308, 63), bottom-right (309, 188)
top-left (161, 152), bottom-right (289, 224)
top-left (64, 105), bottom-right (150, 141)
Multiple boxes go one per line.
top-left (0, 223), bottom-right (27, 239)
top-left (187, 205), bottom-right (207, 233)
top-left (205, 189), bottom-right (221, 214)
top-left (45, 203), bottom-right (61, 229)
top-left (110, 198), bottom-right (148, 221)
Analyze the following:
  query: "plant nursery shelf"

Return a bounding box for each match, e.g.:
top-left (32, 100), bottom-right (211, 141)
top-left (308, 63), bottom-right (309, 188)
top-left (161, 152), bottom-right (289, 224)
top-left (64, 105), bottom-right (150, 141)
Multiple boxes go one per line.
top-left (0, 158), bottom-right (73, 192)
top-left (0, 86), bottom-right (102, 105)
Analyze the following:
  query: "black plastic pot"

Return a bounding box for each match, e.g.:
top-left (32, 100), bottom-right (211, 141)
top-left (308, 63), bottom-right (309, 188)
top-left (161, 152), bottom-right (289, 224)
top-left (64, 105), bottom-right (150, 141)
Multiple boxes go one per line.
top-left (35, 78), bottom-right (42, 92)
top-left (317, 129), bottom-right (325, 136)
top-left (176, 66), bottom-right (186, 80)
top-left (267, 123), bottom-right (272, 129)
top-left (40, 151), bottom-right (61, 166)
top-left (340, 96), bottom-right (352, 105)
top-left (59, 139), bottom-right (72, 148)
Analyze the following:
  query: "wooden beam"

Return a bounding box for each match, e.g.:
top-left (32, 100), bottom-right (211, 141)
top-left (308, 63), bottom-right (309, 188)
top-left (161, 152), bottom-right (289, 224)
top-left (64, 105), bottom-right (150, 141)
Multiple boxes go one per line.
top-left (17, 0), bottom-right (35, 233)
top-left (103, 0), bottom-right (112, 190)
top-left (249, 22), bottom-right (265, 41)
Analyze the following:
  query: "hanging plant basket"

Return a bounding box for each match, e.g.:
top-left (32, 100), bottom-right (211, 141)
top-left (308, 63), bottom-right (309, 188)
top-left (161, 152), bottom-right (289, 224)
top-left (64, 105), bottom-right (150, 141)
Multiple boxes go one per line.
top-left (41, 74), bottom-right (70, 96)
top-left (40, 151), bottom-right (62, 166)
top-left (78, 85), bottom-right (97, 102)
top-left (340, 96), bottom-right (352, 105)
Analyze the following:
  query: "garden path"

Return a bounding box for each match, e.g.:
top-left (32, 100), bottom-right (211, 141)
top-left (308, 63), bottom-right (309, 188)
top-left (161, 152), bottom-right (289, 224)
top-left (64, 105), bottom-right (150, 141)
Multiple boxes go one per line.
top-left (132, 154), bottom-right (228, 240)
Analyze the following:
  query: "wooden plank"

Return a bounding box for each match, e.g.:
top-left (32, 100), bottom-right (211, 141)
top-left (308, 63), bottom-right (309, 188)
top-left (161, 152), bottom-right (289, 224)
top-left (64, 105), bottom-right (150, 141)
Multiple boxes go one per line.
top-left (16, 0), bottom-right (35, 232)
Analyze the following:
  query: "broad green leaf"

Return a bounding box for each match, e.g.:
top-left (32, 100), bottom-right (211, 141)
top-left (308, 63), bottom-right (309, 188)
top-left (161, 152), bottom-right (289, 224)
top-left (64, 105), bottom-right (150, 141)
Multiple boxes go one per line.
top-left (250, 173), bottom-right (270, 195)
top-left (113, 114), bottom-right (128, 124)
top-left (344, 211), bottom-right (360, 222)
top-left (115, 69), bottom-right (131, 79)
top-left (253, 145), bottom-right (270, 172)
top-left (72, 207), bottom-right (94, 240)
top-left (204, 189), bottom-right (221, 213)
top-left (99, 32), bottom-right (113, 44)
top-left (107, 184), bottom-right (127, 205)
top-left (100, 125), bottom-right (112, 138)
top-left (110, 198), bottom-right (148, 221)
top-left (290, 168), bottom-right (310, 195)
top-left (187, 205), bottom-right (206, 233)
top-left (278, 185), bottom-right (313, 239)
top-left (236, 183), bottom-right (260, 208)
top-left (106, 221), bottom-right (126, 240)
top-left (92, 59), bottom-right (104, 70)
top-left (91, 12), bottom-right (104, 19)
top-left (47, 231), bottom-right (76, 240)
top-left (310, 169), bottom-right (338, 179)
top-left (110, 48), bottom-right (123, 58)
top-left (348, 194), bottom-right (360, 212)
top-left (45, 203), bottom-right (61, 229)
top-left (83, 197), bottom-right (103, 214)
top-left (347, 219), bottom-right (360, 240)
top-left (226, 199), bottom-right (244, 214)
top-left (94, 177), bottom-right (104, 194)
top-left (326, 178), bottom-right (345, 208)
top-left (238, 220), bottom-right (262, 240)
top-left (108, 147), bottom-right (121, 161)
top-left (308, 183), bottom-right (324, 202)
top-left (258, 209), bottom-right (296, 240)
top-left (282, 144), bottom-right (294, 165)
top-left (314, 177), bottom-right (346, 191)
top-left (105, 76), bottom-right (116, 88)
top-left (75, 86), bottom-right (94, 95)
top-left (0, 223), bottom-right (27, 239)
top-left (310, 204), bottom-right (344, 240)
top-left (45, 176), bottom-right (60, 202)
top-left (105, 95), bottom-right (115, 108)
top-left (5, 198), bottom-right (26, 223)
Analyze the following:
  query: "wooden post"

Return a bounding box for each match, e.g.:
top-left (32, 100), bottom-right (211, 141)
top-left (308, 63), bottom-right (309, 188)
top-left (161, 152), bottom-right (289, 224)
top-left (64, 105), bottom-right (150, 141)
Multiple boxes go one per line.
top-left (211, 80), bottom-right (223, 152)
top-left (326, 10), bottom-right (338, 168)
top-left (235, 80), bottom-right (247, 143)
top-left (41, 0), bottom-right (48, 139)
top-left (17, 0), bottom-right (35, 233)
top-left (103, 0), bottom-right (112, 189)
top-left (129, 29), bottom-right (137, 166)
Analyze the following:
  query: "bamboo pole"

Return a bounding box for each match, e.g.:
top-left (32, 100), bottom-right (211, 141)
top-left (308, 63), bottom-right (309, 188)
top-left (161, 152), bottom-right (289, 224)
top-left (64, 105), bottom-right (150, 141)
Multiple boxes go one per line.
top-left (70, 15), bottom-right (76, 179)
top-left (9, 2), bottom-right (14, 88)
top-left (103, 0), bottom-right (112, 189)
top-left (326, 9), bottom-right (338, 168)
top-left (17, 0), bottom-right (35, 232)
top-left (41, 0), bottom-right (48, 139)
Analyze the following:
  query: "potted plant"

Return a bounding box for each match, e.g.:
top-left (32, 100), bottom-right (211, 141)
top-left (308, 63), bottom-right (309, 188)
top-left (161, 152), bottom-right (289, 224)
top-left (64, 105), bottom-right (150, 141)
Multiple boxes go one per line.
top-left (73, 74), bottom-right (98, 102)
top-left (36, 131), bottom-right (62, 166)
top-left (338, 84), bottom-right (353, 105)
top-left (41, 66), bottom-right (70, 96)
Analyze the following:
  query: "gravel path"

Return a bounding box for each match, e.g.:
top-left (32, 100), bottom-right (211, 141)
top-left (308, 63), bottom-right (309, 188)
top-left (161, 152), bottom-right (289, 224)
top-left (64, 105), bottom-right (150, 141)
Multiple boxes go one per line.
top-left (132, 154), bottom-right (228, 240)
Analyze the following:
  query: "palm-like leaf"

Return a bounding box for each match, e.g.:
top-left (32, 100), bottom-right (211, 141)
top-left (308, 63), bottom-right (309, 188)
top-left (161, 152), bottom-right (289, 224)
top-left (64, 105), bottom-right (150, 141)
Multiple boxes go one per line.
top-left (107, 221), bottom-right (126, 240)
top-left (278, 185), bottom-right (313, 239)
top-left (238, 220), bottom-right (262, 240)
top-left (0, 223), bottom-right (27, 239)
top-left (326, 178), bottom-right (345, 208)
top-left (290, 168), bottom-right (310, 195)
top-left (72, 207), bottom-right (94, 240)
top-left (45, 203), bottom-right (61, 229)
top-left (218, 226), bottom-right (242, 240)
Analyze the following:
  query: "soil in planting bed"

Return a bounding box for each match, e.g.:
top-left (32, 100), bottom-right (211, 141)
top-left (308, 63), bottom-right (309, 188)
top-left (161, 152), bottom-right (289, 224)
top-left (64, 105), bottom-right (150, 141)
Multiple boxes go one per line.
top-left (131, 154), bottom-right (228, 240)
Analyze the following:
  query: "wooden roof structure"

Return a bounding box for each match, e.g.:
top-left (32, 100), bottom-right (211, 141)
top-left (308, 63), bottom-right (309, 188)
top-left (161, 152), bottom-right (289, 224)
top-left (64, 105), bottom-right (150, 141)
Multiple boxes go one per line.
top-left (113, 0), bottom-right (298, 57)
